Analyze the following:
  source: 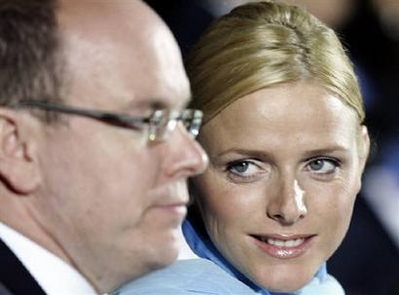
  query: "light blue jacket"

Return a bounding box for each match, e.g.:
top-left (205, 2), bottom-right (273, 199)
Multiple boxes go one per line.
top-left (115, 258), bottom-right (344, 295)
top-left (115, 259), bottom-right (259, 295)
top-left (115, 220), bottom-right (345, 295)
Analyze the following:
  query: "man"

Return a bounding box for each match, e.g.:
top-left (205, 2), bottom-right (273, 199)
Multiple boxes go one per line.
top-left (0, 0), bottom-right (208, 294)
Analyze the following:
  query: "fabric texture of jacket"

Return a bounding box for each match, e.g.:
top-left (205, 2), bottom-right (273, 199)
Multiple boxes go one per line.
top-left (0, 239), bottom-right (45, 295)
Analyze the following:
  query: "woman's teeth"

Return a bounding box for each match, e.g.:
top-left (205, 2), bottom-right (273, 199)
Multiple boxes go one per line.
top-left (260, 237), bottom-right (305, 247)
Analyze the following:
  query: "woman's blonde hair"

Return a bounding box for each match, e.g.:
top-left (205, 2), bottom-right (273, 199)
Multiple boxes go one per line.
top-left (186, 0), bottom-right (364, 124)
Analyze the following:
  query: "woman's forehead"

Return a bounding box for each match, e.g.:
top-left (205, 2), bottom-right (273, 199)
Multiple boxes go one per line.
top-left (200, 82), bottom-right (359, 156)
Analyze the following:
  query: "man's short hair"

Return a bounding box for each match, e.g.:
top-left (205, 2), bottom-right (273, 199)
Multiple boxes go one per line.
top-left (0, 0), bottom-right (64, 114)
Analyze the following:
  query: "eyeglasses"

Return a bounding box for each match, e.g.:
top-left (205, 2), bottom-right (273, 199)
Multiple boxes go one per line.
top-left (13, 101), bottom-right (203, 142)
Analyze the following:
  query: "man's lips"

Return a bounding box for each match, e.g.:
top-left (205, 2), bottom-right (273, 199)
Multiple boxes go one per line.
top-left (155, 201), bottom-right (188, 209)
top-left (153, 182), bottom-right (190, 207)
top-left (251, 233), bottom-right (316, 259)
top-left (152, 200), bottom-right (188, 217)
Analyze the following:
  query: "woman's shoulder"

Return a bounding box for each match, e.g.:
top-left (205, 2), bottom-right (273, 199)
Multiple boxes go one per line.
top-left (299, 272), bottom-right (345, 295)
top-left (114, 258), bottom-right (258, 295)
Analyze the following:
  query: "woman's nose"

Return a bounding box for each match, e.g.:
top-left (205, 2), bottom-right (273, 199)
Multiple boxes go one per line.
top-left (267, 178), bottom-right (308, 225)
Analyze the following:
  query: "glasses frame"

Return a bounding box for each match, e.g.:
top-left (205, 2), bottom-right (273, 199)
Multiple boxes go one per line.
top-left (13, 100), bottom-right (203, 142)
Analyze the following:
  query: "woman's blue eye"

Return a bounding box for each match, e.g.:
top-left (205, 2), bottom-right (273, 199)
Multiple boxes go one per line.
top-left (227, 161), bottom-right (254, 175)
top-left (308, 158), bottom-right (339, 174)
top-left (225, 159), bottom-right (271, 184)
top-left (226, 160), bottom-right (267, 181)
top-left (229, 161), bottom-right (250, 174)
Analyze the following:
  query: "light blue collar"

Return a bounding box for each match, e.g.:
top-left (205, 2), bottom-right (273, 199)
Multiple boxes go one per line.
top-left (182, 219), bottom-right (329, 295)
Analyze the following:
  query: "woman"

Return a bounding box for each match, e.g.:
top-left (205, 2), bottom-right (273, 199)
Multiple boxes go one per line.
top-left (116, 1), bottom-right (370, 294)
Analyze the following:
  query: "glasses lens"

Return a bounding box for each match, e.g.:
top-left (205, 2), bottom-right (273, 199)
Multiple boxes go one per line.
top-left (148, 109), bottom-right (203, 142)
top-left (181, 109), bottom-right (203, 138)
top-left (148, 110), bottom-right (177, 141)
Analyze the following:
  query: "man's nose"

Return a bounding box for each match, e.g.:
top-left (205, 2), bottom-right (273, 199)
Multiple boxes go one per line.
top-left (163, 123), bottom-right (208, 179)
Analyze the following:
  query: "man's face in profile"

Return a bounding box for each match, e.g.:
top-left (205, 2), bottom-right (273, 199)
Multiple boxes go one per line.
top-left (27, 0), bottom-right (207, 292)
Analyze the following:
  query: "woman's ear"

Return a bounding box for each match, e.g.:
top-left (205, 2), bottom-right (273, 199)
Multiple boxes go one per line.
top-left (358, 125), bottom-right (370, 173)
top-left (0, 108), bottom-right (41, 194)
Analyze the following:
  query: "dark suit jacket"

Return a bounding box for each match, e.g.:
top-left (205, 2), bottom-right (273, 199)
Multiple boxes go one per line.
top-left (0, 238), bottom-right (45, 295)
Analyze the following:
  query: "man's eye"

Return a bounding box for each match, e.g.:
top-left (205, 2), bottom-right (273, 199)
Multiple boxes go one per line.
top-left (307, 158), bottom-right (340, 174)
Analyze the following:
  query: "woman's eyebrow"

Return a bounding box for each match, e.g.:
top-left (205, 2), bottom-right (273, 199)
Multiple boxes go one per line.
top-left (215, 148), bottom-right (274, 159)
top-left (301, 146), bottom-right (350, 158)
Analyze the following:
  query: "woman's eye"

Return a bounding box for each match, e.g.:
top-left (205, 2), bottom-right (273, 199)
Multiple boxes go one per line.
top-left (228, 161), bottom-right (254, 175)
top-left (307, 158), bottom-right (339, 174)
top-left (226, 160), bottom-right (267, 182)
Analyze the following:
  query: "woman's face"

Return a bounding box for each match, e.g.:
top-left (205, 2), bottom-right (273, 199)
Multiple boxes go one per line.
top-left (192, 81), bottom-right (369, 292)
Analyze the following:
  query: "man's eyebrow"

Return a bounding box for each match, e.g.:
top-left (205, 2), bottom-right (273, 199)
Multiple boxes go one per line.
top-left (123, 98), bottom-right (166, 111)
top-left (149, 100), bottom-right (169, 110)
top-left (128, 96), bottom-right (192, 110)
top-left (184, 95), bottom-right (193, 108)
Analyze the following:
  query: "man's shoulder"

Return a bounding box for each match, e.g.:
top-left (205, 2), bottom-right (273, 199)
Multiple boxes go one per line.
top-left (115, 258), bottom-right (257, 295)
top-left (0, 238), bottom-right (45, 295)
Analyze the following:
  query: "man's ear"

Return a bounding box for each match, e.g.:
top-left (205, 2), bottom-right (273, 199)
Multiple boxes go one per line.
top-left (0, 108), bottom-right (41, 195)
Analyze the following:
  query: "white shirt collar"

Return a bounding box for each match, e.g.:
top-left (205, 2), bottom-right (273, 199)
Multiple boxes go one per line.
top-left (0, 222), bottom-right (97, 295)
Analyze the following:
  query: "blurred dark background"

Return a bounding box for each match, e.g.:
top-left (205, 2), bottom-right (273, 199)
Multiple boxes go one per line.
top-left (145, 1), bottom-right (399, 294)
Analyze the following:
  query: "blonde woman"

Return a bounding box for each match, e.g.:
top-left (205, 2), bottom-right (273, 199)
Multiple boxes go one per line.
top-left (117, 1), bottom-right (369, 294)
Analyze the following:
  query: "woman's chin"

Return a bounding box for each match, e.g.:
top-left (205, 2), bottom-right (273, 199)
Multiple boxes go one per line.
top-left (254, 270), bottom-right (314, 293)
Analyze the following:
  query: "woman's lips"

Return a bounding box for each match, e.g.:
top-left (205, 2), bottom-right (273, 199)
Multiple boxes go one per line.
top-left (251, 234), bottom-right (316, 259)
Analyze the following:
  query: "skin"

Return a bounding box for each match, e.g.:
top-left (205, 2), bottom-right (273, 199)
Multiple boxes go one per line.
top-left (0, 0), bottom-right (208, 293)
top-left (192, 81), bottom-right (369, 292)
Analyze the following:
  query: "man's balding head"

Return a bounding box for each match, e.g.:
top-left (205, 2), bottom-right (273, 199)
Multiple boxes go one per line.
top-left (0, 1), bottom-right (207, 294)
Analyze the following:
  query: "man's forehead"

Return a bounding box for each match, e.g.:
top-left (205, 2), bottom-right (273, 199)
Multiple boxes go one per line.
top-left (56, 0), bottom-right (190, 111)
top-left (57, 0), bottom-right (161, 36)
